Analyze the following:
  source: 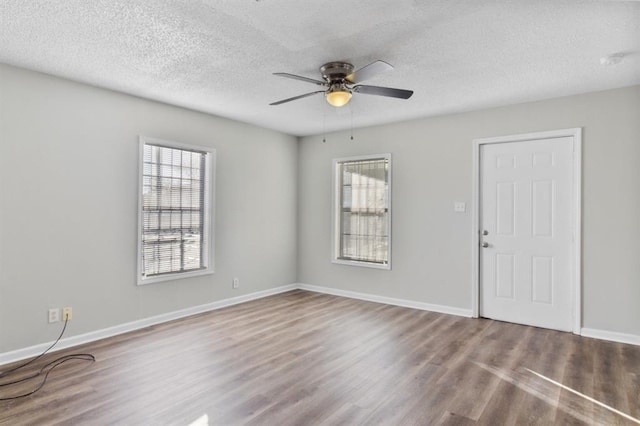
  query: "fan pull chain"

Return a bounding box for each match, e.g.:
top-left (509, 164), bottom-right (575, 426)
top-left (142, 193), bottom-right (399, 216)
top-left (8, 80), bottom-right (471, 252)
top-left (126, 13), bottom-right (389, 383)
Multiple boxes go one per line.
top-left (350, 109), bottom-right (354, 141)
top-left (323, 110), bottom-right (327, 143)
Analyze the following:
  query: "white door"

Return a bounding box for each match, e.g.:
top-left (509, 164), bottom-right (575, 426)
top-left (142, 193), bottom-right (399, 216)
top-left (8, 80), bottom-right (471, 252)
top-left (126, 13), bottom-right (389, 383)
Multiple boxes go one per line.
top-left (480, 137), bottom-right (574, 331)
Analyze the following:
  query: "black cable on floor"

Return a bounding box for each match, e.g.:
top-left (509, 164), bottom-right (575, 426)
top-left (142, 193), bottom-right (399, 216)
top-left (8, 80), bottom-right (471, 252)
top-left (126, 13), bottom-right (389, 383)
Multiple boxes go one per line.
top-left (0, 317), bottom-right (95, 400)
top-left (0, 317), bottom-right (69, 378)
top-left (0, 354), bottom-right (95, 401)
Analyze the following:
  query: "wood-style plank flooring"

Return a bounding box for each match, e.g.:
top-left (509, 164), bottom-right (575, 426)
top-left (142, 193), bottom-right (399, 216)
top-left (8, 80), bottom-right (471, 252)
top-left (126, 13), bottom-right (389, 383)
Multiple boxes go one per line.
top-left (1, 290), bottom-right (639, 425)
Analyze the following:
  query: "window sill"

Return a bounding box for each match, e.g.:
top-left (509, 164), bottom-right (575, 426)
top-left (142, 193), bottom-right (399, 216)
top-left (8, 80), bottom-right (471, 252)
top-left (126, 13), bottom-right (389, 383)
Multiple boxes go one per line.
top-left (137, 268), bottom-right (214, 286)
top-left (331, 258), bottom-right (391, 270)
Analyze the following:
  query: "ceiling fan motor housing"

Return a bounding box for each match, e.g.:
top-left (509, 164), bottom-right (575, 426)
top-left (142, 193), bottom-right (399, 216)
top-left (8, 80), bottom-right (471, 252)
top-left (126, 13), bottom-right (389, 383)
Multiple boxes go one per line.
top-left (320, 62), bottom-right (355, 82)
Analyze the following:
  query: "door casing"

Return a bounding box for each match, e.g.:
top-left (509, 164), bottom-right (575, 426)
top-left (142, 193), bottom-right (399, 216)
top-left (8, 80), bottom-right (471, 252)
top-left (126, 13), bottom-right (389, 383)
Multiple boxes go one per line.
top-left (471, 128), bottom-right (582, 334)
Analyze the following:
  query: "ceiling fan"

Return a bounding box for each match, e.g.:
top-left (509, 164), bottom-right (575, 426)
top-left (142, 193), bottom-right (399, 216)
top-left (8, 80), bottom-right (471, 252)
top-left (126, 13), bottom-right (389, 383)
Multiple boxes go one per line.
top-left (270, 60), bottom-right (413, 108)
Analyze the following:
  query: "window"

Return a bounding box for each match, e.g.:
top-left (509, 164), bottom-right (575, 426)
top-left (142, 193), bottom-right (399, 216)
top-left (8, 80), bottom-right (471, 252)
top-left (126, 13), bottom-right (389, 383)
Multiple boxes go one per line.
top-left (332, 154), bottom-right (391, 269)
top-left (137, 136), bottom-right (215, 285)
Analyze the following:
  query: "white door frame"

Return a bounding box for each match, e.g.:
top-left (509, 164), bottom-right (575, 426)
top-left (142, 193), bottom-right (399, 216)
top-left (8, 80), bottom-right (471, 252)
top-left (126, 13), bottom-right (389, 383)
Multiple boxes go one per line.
top-left (471, 128), bottom-right (582, 334)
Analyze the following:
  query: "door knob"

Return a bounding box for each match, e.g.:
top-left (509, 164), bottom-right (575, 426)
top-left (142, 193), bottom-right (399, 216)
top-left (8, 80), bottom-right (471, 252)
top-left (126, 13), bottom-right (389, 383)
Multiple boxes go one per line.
top-left (483, 230), bottom-right (489, 235)
top-left (482, 242), bottom-right (489, 248)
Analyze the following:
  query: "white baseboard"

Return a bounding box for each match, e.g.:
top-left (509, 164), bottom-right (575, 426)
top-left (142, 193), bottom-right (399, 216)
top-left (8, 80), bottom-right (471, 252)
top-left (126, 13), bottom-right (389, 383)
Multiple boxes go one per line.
top-left (297, 283), bottom-right (473, 318)
top-left (0, 284), bottom-right (297, 367)
top-left (581, 328), bottom-right (640, 346)
top-left (4, 284), bottom-right (637, 366)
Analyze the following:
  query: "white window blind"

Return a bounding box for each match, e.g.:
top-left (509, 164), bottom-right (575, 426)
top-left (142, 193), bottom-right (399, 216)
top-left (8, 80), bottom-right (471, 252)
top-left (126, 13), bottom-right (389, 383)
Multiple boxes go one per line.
top-left (138, 137), bottom-right (214, 284)
top-left (333, 154), bottom-right (391, 268)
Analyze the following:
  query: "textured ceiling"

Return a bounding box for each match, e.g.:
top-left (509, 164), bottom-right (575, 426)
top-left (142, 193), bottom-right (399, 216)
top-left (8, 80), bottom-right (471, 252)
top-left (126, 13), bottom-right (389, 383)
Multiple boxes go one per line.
top-left (1, 0), bottom-right (639, 136)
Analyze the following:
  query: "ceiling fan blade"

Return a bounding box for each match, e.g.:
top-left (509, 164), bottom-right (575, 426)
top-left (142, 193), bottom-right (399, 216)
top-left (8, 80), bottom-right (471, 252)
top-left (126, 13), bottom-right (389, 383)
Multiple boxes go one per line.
top-left (269, 90), bottom-right (325, 106)
top-left (353, 85), bottom-right (413, 99)
top-left (273, 73), bottom-right (326, 86)
top-left (346, 60), bottom-right (393, 83)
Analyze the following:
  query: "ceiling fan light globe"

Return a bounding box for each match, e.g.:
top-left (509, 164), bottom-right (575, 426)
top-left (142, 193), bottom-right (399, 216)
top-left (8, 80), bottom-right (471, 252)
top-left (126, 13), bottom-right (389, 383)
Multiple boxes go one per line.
top-left (326, 90), bottom-right (352, 107)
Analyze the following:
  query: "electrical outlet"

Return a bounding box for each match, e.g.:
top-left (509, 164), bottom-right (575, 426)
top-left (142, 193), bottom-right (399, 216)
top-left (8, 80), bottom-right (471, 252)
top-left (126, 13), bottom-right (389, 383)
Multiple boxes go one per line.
top-left (232, 278), bottom-right (239, 289)
top-left (62, 307), bottom-right (73, 321)
top-left (48, 308), bottom-right (60, 323)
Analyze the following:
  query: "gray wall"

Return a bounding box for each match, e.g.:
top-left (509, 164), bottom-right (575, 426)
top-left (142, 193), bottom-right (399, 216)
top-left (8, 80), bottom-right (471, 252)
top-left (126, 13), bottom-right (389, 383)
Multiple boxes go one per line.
top-left (298, 85), bottom-right (640, 336)
top-left (0, 64), bottom-right (298, 352)
top-left (1, 62), bottom-right (638, 354)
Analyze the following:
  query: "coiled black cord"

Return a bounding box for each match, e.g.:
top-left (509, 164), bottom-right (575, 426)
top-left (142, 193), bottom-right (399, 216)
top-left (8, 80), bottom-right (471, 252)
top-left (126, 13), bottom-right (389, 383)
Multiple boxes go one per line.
top-left (0, 317), bottom-right (95, 400)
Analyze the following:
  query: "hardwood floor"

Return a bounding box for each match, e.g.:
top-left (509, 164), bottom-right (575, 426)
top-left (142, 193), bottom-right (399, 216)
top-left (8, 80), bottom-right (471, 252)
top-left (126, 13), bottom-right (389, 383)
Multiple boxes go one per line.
top-left (1, 290), bottom-right (639, 425)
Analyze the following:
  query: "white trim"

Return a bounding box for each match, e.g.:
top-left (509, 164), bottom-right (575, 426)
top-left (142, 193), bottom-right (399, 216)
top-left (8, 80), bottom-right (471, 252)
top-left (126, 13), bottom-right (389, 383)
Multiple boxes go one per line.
top-left (297, 283), bottom-right (473, 317)
top-left (471, 141), bottom-right (480, 318)
top-left (0, 284), bottom-right (296, 367)
top-left (331, 258), bottom-right (391, 270)
top-left (471, 128), bottom-right (582, 333)
top-left (331, 153), bottom-right (392, 270)
top-left (3, 283), bottom-right (638, 366)
top-left (572, 129), bottom-right (583, 333)
top-left (137, 136), bottom-right (217, 285)
top-left (581, 328), bottom-right (640, 346)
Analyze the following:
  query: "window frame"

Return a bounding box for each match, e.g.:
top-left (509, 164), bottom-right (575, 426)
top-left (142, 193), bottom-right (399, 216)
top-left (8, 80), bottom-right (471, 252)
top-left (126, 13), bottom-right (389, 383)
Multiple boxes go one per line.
top-left (137, 136), bottom-right (216, 285)
top-left (331, 153), bottom-right (392, 270)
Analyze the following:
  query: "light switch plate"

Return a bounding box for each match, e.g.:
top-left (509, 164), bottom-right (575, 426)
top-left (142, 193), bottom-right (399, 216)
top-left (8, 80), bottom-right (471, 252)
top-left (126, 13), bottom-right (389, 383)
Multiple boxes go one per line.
top-left (454, 201), bottom-right (466, 212)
